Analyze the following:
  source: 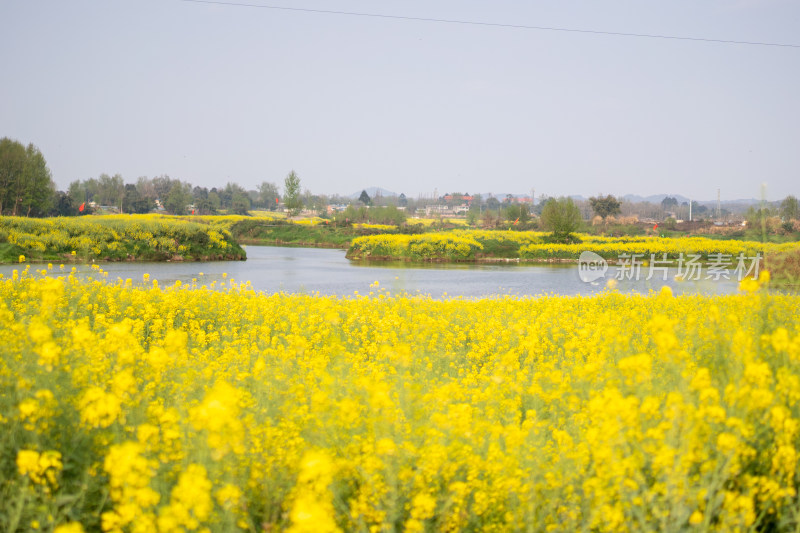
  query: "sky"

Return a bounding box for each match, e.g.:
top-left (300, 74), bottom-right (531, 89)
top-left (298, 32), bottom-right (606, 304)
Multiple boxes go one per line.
top-left (2, 0), bottom-right (799, 201)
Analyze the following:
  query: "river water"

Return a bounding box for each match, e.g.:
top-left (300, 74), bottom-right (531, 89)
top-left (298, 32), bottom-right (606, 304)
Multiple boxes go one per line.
top-left (1, 246), bottom-right (743, 297)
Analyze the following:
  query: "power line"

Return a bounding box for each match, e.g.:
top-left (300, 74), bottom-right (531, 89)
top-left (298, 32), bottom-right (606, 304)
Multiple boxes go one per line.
top-left (177, 0), bottom-right (800, 49)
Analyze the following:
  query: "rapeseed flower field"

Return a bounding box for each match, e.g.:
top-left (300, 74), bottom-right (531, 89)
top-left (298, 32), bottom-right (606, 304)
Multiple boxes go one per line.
top-left (0, 216), bottom-right (244, 263)
top-left (348, 230), bottom-right (800, 262)
top-left (2, 267), bottom-right (800, 532)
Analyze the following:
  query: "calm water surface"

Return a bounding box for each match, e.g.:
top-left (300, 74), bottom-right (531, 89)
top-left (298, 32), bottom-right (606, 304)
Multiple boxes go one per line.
top-left (2, 246), bottom-right (741, 297)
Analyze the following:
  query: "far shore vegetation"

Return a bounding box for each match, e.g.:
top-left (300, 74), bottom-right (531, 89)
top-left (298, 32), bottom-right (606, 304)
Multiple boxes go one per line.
top-left (1, 136), bottom-right (799, 286)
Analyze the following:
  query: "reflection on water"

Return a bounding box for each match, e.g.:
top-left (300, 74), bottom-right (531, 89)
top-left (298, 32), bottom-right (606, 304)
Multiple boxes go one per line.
top-left (0, 246), bottom-right (742, 297)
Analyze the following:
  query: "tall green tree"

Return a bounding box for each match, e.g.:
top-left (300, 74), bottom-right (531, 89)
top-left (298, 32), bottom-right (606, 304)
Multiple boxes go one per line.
top-left (502, 203), bottom-right (531, 225)
top-left (230, 191), bottom-right (251, 215)
top-left (541, 197), bottom-right (583, 242)
top-left (466, 198), bottom-right (482, 226)
top-left (96, 173), bottom-right (125, 211)
top-left (283, 170), bottom-right (302, 217)
top-left (49, 191), bottom-right (76, 216)
top-left (68, 179), bottom-right (97, 213)
top-left (19, 144), bottom-right (55, 216)
top-left (222, 182), bottom-right (248, 210)
top-left (781, 195), bottom-right (799, 221)
top-left (207, 191), bottom-right (221, 212)
top-left (68, 180), bottom-right (85, 206)
top-left (0, 138), bottom-right (56, 216)
top-left (136, 176), bottom-right (157, 203)
top-left (359, 189), bottom-right (372, 206)
top-left (151, 175), bottom-right (176, 202)
top-left (661, 196), bottom-right (678, 211)
top-left (258, 181), bottom-right (280, 210)
top-left (589, 194), bottom-right (621, 220)
top-left (164, 182), bottom-right (192, 215)
top-left (122, 184), bottom-right (154, 213)
top-left (0, 138), bottom-right (28, 215)
top-left (192, 186), bottom-right (217, 215)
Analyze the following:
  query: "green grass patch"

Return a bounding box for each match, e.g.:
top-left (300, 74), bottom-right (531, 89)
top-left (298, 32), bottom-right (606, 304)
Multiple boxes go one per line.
top-left (766, 250), bottom-right (800, 289)
top-left (228, 219), bottom-right (400, 248)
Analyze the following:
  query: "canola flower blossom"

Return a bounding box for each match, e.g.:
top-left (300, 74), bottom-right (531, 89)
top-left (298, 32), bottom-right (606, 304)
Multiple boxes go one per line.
top-left (348, 229), bottom-right (800, 262)
top-left (348, 232), bottom-right (485, 260)
top-left (409, 217), bottom-right (469, 227)
top-left (0, 214), bottom-right (244, 263)
top-left (16, 449), bottom-right (63, 489)
top-left (54, 524), bottom-right (85, 533)
top-left (1, 268), bottom-right (800, 531)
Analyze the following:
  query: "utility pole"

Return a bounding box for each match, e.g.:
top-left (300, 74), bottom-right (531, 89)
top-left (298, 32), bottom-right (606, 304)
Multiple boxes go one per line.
top-left (717, 189), bottom-right (722, 220)
top-left (689, 198), bottom-right (693, 222)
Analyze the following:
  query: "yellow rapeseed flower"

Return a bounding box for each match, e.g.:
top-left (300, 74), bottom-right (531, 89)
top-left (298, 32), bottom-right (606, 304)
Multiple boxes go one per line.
top-left (54, 523), bottom-right (85, 533)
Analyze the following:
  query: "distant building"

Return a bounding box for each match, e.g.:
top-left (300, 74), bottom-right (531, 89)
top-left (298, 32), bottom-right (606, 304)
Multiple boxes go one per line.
top-left (443, 195), bottom-right (474, 204)
top-left (326, 204), bottom-right (348, 214)
top-left (507, 196), bottom-right (533, 204)
top-left (425, 204), bottom-right (455, 216)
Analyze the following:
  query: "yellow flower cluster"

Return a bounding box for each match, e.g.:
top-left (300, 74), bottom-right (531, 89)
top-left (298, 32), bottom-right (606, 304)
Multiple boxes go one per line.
top-left (157, 464), bottom-right (214, 532)
top-left (354, 223), bottom-right (397, 231)
top-left (189, 381), bottom-right (246, 459)
top-left (350, 229), bottom-right (800, 262)
top-left (17, 449), bottom-right (63, 489)
top-left (0, 214), bottom-right (243, 262)
top-left (519, 234), bottom-right (794, 260)
top-left (409, 217), bottom-right (469, 226)
top-left (236, 210), bottom-right (285, 219)
top-left (79, 386), bottom-right (122, 428)
top-left (292, 217), bottom-right (327, 226)
top-left (2, 270), bottom-right (800, 531)
top-left (349, 232), bottom-right (484, 260)
top-left (101, 441), bottom-right (161, 533)
top-left (287, 451), bottom-right (341, 533)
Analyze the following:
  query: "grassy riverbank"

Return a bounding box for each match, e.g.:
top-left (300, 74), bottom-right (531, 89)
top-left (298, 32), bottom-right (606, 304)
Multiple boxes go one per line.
top-left (224, 218), bottom-right (421, 248)
top-left (5, 214), bottom-right (799, 289)
top-left (0, 214), bottom-right (419, 263)
top-left (765, 249), bottom-right (800, 288)
top-left (227, 218), bottom-right (356, 248)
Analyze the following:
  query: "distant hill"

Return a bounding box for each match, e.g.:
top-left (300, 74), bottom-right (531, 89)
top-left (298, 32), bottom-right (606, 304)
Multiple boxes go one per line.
top-left (481, 193), bottom-right (751, 205)
top-left (349, 189), bottom-right (762, 206)
top-left (348, 187), bottom-right (398, 199)
top-left (621, 194), bottom-right (760, 206)
top-left (622, 193), bottom-right (690, 204)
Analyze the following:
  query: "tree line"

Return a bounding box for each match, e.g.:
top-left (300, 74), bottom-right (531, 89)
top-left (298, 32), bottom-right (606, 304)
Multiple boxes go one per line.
top-left (66, 175), bottom-right (287, 216)
top-left (0, 137), bottom-right (300, 217)
top-left (0, 139), bottom-right (358, 218)
top-left (0, 138), bottom-right (56, 216)
top-left (4, 137), bottom-right (799, 224)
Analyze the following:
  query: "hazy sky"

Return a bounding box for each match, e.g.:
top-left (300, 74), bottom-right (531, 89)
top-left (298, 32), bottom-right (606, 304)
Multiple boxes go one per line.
top-left (2, 0), bottom-right (799, 201)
